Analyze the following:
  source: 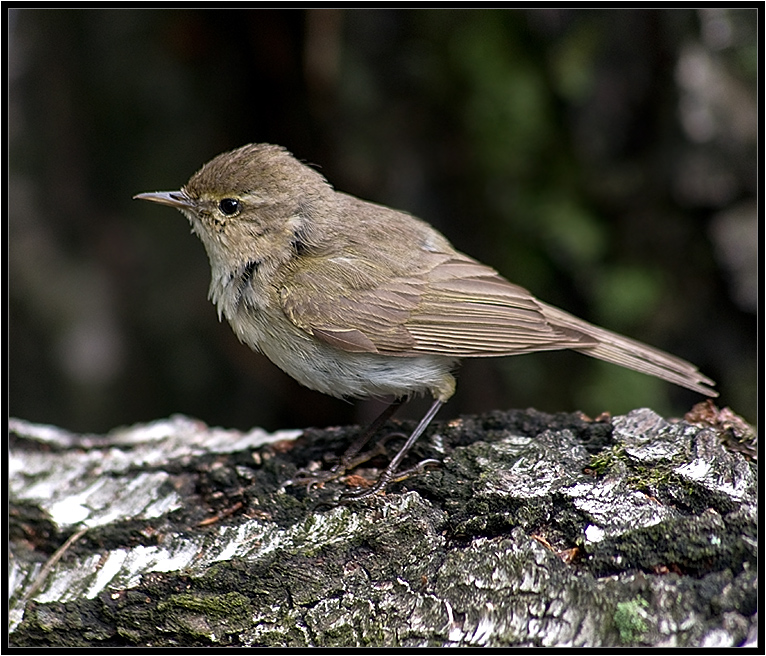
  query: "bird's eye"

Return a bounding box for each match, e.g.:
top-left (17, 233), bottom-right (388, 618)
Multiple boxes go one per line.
top-left (218, 198), bottom-right (241, 216)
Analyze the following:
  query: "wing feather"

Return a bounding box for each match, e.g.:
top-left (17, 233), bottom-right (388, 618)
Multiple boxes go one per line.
top-left (280, 253), bottom-right (593, 357)
top-left (278, 247), bottom-right (716, 396)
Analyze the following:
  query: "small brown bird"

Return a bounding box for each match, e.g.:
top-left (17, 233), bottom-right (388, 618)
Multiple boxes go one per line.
top-left (135, 143), bottom-right (716, 497)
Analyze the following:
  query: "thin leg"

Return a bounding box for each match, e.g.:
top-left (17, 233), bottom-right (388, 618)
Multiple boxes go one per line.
top-left (291, 398), bottom-right (405, 489)
top-left (343, 398), bottom-right (444, 500)
top-left (336, 398), bottom-right (404, 466)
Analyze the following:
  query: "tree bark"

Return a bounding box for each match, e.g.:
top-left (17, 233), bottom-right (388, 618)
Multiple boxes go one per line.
top-left (9, 404), bottom-right (757, 647)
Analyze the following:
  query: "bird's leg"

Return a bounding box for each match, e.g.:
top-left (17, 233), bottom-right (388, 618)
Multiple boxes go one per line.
top-left (291, 398), bottom-right (405, 489)
top-left (342, 398), bottom-right (443, 500)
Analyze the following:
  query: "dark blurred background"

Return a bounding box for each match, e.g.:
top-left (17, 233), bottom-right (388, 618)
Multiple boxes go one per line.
top-left (8, 8), bottom-right (758, 434)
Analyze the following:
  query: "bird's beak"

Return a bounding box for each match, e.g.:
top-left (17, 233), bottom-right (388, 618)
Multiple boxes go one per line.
top-left (133, 190), bottom-right (194, 210)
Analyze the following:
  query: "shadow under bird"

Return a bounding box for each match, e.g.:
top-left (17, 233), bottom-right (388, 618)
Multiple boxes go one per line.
top-left (135, 143), bottom-right (717, 498)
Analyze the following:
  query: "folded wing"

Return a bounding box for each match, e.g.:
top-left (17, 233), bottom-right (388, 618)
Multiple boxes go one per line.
top-left (280, 250), bottom-right (716, 396)
top-left (280, 252), bottom-right (595, 357)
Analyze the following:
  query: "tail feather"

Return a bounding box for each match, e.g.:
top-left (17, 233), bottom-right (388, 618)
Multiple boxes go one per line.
top-left (539, 302), bottom-right (717, 397)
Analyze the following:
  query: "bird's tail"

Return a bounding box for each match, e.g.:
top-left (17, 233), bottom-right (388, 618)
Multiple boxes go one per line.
top-left (539, 302), bottom-right (717, 397)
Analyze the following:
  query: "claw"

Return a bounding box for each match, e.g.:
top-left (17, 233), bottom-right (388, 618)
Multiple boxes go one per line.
top-left (340, 458), bottom-right (442, 501)
top-left (288, 399), bottom-right (444, 501)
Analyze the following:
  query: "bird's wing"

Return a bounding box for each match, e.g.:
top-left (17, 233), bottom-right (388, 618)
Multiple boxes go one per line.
top-left (279, 249), bottom-right (717, 397)
top-left (279, 252), bottom-right (594, 357)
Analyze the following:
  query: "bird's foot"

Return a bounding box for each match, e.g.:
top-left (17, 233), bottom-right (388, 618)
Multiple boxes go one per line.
top-left (339, 458), bottom-right (441, 502)
top-left (289, 431), bottom-right (409, 493)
